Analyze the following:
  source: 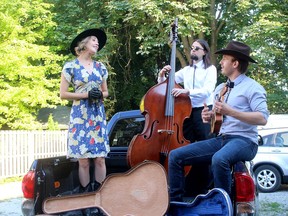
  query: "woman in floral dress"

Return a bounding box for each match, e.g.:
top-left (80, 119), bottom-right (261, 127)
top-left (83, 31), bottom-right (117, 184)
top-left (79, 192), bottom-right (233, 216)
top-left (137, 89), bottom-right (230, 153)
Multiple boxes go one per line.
top-left (60, 29), bottom-right (110, 192)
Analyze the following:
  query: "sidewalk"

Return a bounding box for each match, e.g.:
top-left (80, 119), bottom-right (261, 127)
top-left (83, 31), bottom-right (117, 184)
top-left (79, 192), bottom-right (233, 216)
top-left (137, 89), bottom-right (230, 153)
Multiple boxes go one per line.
top-left (0, 181), bottom-right (23, 200)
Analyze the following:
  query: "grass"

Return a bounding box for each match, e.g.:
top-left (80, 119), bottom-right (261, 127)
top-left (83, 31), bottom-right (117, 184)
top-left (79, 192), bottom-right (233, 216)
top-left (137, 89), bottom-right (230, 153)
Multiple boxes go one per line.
top-left (262, 201), bottom-right (281, 210)
top-left (0, 176), bottom-right (23, 184)
top-left (259, 201), bottom-right (287, 215)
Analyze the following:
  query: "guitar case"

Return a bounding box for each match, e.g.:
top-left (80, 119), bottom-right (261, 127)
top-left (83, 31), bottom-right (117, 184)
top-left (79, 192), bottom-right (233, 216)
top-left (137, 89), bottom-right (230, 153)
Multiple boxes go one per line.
top-left (167, 188), bottom-right (233, 216)
top-left (41, 160), bottom-right (169, 216)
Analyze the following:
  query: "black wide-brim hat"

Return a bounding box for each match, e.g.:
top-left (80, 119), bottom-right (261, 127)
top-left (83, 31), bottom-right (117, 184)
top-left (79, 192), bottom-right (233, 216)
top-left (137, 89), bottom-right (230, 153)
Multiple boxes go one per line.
top-left (215, 41), bottom-right (257, 63)
top-left (70, 28), bottom-right (107, 56)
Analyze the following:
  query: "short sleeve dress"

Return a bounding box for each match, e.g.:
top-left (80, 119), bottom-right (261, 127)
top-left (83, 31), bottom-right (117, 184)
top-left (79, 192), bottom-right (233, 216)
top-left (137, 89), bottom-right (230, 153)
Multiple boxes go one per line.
top-left (62, 59), bottom-right (110, 158)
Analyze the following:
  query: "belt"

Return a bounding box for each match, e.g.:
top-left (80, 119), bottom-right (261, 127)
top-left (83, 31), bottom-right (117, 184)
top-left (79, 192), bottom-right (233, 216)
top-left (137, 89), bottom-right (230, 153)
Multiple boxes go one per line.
top-left (193, 105), bottom-right (212, 111)
top-left (217, 134), bottom-right (230, 139)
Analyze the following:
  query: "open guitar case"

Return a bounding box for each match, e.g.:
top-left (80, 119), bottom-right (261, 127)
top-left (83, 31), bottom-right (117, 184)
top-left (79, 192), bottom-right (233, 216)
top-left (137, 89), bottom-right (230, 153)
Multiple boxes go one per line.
top-left (167, 188), bottom-right (233, 216)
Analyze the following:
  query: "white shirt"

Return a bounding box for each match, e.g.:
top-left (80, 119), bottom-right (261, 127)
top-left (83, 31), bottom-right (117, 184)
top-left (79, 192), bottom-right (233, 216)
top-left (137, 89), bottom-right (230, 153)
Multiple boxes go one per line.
top-left (174, 60), bottom-right (217, 107)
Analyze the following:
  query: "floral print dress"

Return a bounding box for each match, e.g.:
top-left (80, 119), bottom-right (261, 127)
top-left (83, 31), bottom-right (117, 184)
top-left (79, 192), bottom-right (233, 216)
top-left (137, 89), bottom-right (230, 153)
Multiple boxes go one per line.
top-left (62, 59), bottom-right (110, 158)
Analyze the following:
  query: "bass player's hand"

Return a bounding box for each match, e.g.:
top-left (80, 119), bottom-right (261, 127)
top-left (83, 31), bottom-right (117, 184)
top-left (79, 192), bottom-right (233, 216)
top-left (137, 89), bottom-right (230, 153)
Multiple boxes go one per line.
top-left (159, 65), bottom-right (172, 78)
top-left (171, 88), bottom-right (189, 97)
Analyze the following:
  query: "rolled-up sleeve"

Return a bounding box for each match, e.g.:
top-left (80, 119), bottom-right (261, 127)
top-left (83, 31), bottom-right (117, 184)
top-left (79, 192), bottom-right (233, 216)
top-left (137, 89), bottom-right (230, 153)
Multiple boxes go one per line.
top-left (250, 84), bottom-right (269, 121)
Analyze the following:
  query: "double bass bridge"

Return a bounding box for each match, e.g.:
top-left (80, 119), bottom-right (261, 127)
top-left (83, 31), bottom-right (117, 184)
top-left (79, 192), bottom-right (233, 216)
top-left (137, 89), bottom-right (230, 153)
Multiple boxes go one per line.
top-left (157, 129), bottom-right (174, 134)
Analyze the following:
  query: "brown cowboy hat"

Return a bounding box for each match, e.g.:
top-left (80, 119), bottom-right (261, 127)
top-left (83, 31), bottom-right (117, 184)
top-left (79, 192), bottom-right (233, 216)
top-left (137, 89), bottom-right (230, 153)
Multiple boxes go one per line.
top-left (215, 41), bottom-right (257, 63)
top-left (70, 28), bottom-right (107, 56)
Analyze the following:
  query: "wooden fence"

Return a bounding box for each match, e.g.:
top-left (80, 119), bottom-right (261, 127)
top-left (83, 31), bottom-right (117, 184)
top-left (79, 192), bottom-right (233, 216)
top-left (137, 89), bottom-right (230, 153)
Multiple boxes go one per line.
top-left (0, 130), bottom-right (68, 179)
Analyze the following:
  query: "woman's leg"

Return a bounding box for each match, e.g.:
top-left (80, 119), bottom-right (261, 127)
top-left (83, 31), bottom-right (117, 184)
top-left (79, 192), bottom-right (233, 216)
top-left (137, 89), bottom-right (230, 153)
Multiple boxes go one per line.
top-left (93, 157), bottom-right (106, 183)
top-left (78, 158), bottom-right (90, 187)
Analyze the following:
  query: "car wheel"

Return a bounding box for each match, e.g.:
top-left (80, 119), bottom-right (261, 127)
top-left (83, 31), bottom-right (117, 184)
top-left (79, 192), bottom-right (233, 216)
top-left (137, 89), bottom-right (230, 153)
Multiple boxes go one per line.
top-left (254, 165), bottom-right (281, 193)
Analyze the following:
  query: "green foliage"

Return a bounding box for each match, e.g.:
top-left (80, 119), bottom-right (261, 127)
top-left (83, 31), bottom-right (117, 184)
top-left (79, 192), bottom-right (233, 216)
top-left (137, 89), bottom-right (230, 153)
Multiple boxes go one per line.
top-left (0, 176), bottom-right (23, 183)
top-left (47, 113), bottom-right (59, 130)
top-left (260, 201), bottom-right (285, 213)
top-left (0, 0), bottom-right (64, 129)
top-left (0, 0), bottom-right (287, 129)
top-left (216, 0), bottom-right (288, 113)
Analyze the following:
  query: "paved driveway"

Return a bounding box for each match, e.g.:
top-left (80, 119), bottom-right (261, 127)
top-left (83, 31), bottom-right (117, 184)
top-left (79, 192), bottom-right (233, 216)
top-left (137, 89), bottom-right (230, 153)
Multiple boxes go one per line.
top-left (0, 181), bottom-right (22, 216)
top-left (258, 185), bottom-right (288, 216)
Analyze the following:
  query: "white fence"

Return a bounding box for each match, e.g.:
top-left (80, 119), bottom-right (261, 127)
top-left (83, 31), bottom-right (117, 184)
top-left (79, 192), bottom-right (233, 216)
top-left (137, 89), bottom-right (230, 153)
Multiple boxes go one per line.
top-left (0, 130), bottom-right (68, 179)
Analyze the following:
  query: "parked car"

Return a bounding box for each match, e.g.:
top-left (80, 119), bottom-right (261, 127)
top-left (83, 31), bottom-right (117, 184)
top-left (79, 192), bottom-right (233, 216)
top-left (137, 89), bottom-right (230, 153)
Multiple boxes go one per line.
top-left (253, 128), bottom-right (288, 192)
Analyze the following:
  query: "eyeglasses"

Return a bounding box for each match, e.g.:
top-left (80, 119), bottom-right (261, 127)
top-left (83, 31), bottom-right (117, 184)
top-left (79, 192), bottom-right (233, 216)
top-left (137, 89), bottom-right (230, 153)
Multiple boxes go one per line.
top-left (191, 46), bottom-right (204, 51)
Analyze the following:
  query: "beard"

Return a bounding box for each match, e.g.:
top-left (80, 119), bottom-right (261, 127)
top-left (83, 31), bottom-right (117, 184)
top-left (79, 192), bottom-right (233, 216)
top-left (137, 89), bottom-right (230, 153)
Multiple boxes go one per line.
top-left (190, 54), bottom-right (199, 61)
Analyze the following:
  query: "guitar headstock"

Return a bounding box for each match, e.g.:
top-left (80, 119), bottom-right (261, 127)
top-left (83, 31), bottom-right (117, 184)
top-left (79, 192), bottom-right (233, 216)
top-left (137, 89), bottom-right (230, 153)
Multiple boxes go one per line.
top-left (218, 84), bottom-right (228, 102)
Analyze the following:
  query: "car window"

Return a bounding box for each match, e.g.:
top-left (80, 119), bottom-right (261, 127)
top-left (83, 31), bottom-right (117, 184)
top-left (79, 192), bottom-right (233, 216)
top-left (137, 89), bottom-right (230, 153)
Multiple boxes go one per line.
top-left (109, 117), bottom-right (145, 147)
top-left (277, 132), bottom-right (288, 147)
top-left (275, 135), bottom-right (284, 146)
top-left (262, 131), bottom-right (288, 147)
top-left (262, 134), bottom-right (274, 146)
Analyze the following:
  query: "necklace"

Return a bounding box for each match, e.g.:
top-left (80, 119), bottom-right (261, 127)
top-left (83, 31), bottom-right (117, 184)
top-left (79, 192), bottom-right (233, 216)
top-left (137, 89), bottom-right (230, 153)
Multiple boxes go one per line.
top-left (84, 60), bottom-right (93, 65)
top-left (78, 57), bottom-right (93, 65)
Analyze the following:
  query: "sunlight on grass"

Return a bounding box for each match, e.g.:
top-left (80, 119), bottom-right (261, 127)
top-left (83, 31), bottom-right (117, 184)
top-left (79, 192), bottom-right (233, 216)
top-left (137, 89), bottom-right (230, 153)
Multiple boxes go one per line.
top-left (260, 201), bottom-right (285, 214)
top-left (0, 176), bottom-right (23, 184)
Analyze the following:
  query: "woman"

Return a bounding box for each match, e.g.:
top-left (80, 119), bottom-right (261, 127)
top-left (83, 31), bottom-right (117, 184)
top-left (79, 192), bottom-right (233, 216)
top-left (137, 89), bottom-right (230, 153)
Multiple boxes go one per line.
top-left (60, 28), bottom-right (110, 193)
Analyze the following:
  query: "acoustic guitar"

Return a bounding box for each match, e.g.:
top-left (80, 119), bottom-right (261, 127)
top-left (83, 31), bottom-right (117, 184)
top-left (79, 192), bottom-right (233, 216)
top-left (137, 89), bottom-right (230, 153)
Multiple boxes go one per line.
top-left (210, 84), bottom-right (228, 134)
top-left (42, 161), bottom-right (169, 216)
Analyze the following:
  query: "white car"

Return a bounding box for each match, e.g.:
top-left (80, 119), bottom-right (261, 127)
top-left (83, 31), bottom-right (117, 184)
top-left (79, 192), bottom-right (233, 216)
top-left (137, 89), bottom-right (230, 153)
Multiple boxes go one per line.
top-left (253, 127), bottom-right (288, 192)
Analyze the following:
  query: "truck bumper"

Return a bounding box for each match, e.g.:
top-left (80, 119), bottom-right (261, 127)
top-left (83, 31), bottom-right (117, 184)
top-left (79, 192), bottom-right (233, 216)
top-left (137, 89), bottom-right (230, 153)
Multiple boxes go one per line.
top-left (22, 198), bottom-right (34, 216)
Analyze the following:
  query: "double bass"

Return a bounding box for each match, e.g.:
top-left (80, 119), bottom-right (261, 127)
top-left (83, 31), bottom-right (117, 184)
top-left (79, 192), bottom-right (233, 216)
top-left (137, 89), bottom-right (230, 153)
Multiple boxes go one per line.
top-left (127, 19), bottom-right (192, 174)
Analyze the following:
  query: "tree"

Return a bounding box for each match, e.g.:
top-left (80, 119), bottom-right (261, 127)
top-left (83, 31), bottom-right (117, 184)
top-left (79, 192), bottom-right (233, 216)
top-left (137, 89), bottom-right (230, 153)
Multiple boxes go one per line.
top-left (0, 0), bottom-right (63, 129)
top-left (102, 0), bottom-right (287, 113)
top-left (215, 0), bottom-right (288, 113)
top-left (101, 0), bottom-right (214, 111)
top-left (32, 0), bottom-right (288, 115)
top-left (1, 0), bottom-right (286, 130)
top-left (47, 114), bottom-right (60, 130)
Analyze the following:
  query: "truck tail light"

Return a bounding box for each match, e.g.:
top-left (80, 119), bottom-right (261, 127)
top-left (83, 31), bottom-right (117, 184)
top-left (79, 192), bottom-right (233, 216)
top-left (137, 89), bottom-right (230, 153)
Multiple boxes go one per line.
top-left (22, 170), bottom-right (35, 199)
top-left (234, 172), bottom-right (257, 215)
top-left (234, 172), bottom-right (255, 202)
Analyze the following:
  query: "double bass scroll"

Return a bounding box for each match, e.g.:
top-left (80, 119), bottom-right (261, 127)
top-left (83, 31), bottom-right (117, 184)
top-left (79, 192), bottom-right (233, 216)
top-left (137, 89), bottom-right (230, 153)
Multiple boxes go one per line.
top-left (127, 18), bottom-right (192, 174)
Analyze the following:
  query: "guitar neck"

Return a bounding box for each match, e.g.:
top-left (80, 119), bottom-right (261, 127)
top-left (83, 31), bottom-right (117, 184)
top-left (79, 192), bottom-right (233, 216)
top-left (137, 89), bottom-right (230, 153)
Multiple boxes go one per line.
top-left (210, 85), bottom-right (228, 134)
top-left (43, 192), bottom-right (104, 214)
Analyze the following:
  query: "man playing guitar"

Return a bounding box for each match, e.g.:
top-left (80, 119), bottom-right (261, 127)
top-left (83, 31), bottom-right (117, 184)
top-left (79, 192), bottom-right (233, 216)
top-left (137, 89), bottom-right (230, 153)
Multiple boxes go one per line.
top-left (168, 41), bottom-right (269, 201)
